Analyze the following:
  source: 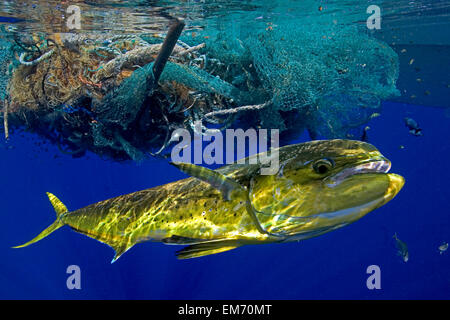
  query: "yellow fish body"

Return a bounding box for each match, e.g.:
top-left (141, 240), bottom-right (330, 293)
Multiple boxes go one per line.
top-left (14, 140), bottom-right (404, 261)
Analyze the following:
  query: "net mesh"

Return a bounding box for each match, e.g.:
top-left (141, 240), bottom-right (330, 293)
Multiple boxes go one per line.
top-left (0, 15), bottom-right (400, 160)
top-left (203, 21), bottom-right (399, 137)
top-left (0, 37), bottom-right (12, 101)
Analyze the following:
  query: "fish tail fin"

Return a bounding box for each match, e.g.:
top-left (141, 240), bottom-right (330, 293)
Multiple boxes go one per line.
top-left (12, 192), bottom-right (68, 248)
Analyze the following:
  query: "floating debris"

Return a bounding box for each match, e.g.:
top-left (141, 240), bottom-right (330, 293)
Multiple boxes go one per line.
top-left (2, 98), bottom-right (8, 140)
top-left (0, 21), bottom-right (238, 160)
top-left (0, 17), bottom-right (400, 161)
top-left (438, 242), bottom-right (448, 255)
top-left (404, 117), bottom-right (422, 136)
top-left (393, 233), bottom-right (409, 262)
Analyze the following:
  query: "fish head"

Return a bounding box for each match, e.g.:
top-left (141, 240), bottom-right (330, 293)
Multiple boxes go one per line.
top-left (250, 139), bottom-right (404, 239)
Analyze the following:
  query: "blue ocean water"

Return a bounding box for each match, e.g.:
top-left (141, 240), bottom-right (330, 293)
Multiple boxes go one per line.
top-left (0, 0), bottom-right (449, 300)
top-left (1, 101), bottom-right (449, 299)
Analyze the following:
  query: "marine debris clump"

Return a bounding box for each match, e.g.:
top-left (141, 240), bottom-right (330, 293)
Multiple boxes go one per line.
top-left (204, 23), bottom-right (400, 138)
top-left (0, 19), bottom-right (400, 161)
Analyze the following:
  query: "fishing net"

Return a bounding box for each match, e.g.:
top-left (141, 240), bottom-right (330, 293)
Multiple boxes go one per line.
top-left (249, 24), bottom-right (399, 138)
top-left (199, 21), bottom-right (400, 137)
top-left (0, 30), bottom-right (229, 160)
top-left (0, 37), bottom-right (13, 101)
top-left (0, 15), bottom-right (400, 161)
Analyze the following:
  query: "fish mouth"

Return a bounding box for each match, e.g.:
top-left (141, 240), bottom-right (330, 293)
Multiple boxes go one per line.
top-left (383, 173), bottom-right (405, 203)
top-left (273, 172), bottom-right (405, 240)
top-left (282, 170), bottom-right (405, 239)
top-left (260, 157), bottom-right (404, 240)
top-left (326, 158), bottom-right (392, 187)
top-left (322, 159), bottom-right (404, 222)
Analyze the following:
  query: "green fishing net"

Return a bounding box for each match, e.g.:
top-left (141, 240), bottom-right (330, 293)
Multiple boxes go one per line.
top-left (197, 20), bottom-right (399, 137)
top-left (0, 12), bottom-right (400, 160)
top-left (0, 38), bottom-right (12, 100)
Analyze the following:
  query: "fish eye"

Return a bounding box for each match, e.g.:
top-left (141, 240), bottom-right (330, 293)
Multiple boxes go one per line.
top-left (313, 158), bottom-right (334, 174)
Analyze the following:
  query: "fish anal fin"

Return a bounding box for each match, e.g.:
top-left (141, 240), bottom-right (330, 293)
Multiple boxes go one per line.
top-left (69, 227), bottom-right (134, 264)
top-left (111, 243), bottom-right (134, 264)
top-left (175, 240), bottom-right (241, 259)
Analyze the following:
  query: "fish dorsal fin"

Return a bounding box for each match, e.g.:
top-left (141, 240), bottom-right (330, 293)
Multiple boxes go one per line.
top-left (175, 239), bottom-right (241, 259)
top-left (170, 162), bottom-right (246, 200)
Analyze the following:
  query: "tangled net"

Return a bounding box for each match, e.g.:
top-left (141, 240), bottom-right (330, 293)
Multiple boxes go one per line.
top-left (1, 27), bottom-right (243, 160)
top-left (199, 21), bottom-right (400, 137)
top-left (0, 17), bottom-right (400, 161)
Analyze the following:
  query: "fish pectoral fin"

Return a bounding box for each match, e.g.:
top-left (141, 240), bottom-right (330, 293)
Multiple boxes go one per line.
top-left (170, 162), bottom-right (245, 200)
top-left (170, 162), bottom-right (282, 238)
top-left (162, 235), bottom-right (210, 245)
top-left (175, 240), bottom-right (242, 259)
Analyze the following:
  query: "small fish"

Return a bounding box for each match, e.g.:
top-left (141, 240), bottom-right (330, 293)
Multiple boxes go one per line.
top-left (438, 242), bottom-right (448, 255)
top-left (361, 126), bottom-right (370, 142)
top-left (393, 233), bottom-right (409, 262)
top-left (13, 140), bottom-right (404, 261)
top-left (404, 117), bottom-right (422, 136)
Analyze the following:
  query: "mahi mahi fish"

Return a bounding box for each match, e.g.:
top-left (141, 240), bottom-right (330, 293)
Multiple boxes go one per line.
top-left (13, 140), bottom-right (405, 261)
